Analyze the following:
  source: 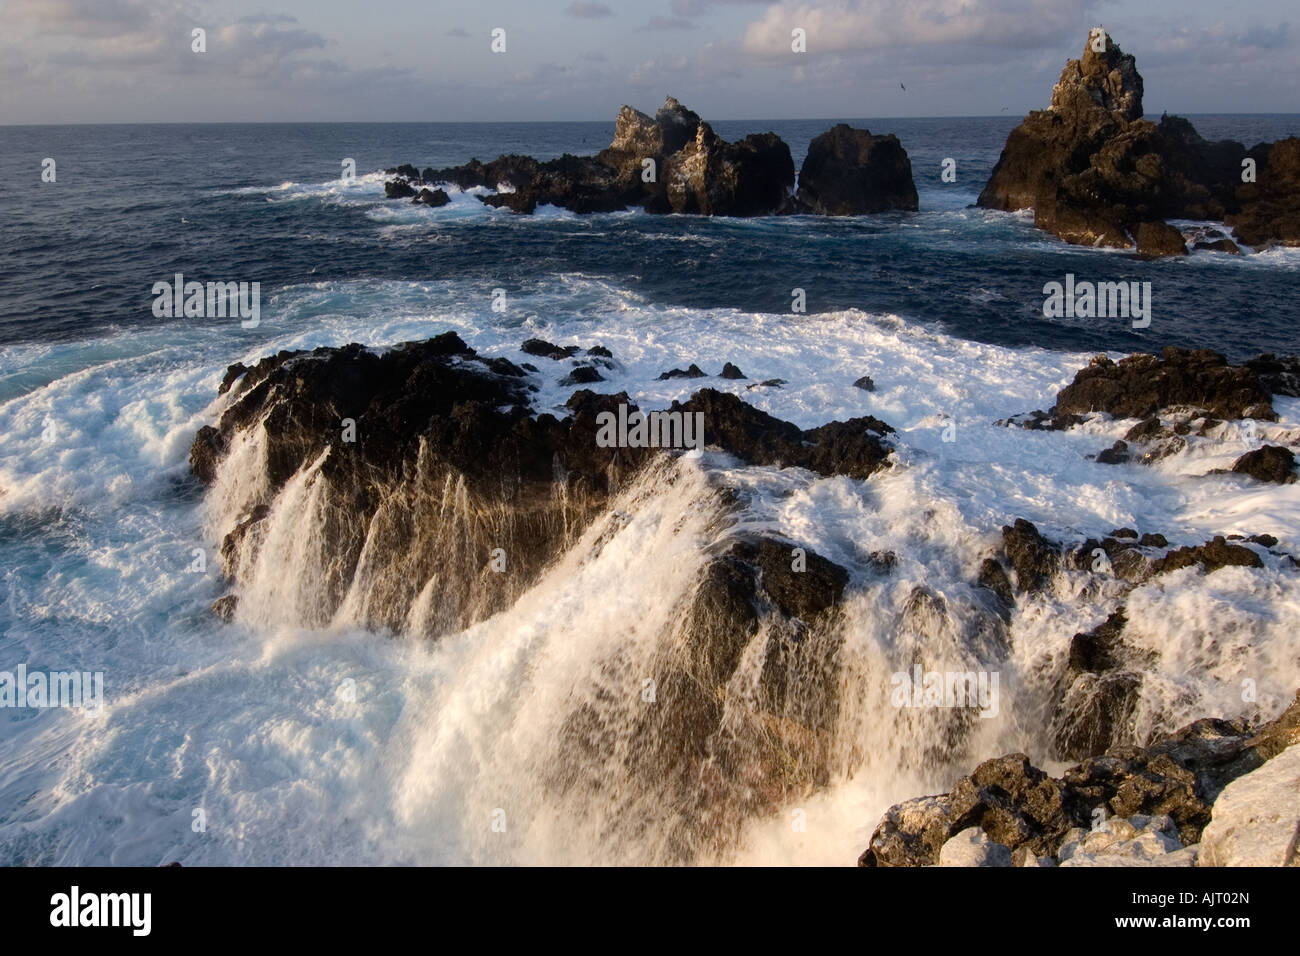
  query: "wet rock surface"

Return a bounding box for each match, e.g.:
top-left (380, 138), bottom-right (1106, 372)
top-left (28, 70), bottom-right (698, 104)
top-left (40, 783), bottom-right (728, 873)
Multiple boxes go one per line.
top-left (859, 693), bottom-right (1300, 866)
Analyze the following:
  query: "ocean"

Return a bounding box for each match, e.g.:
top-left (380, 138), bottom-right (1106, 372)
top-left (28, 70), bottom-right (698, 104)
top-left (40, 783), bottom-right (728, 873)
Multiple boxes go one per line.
top-left (1, 117), bottom-right (1298, 865)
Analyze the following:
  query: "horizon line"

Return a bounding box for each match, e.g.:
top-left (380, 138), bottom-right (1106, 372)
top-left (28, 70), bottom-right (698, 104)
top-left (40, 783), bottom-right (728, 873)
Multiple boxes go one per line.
top-left (4, 111), bottom-right (1299, 128)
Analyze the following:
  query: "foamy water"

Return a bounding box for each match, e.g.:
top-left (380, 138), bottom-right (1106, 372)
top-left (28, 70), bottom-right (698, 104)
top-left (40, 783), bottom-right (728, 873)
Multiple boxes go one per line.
top-left (2, 270), bottom-right (1298, 865)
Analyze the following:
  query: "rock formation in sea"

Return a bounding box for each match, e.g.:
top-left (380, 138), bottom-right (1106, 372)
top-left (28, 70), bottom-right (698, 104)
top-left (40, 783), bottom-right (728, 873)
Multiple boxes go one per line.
top-left (978, 31), bottom-right (1300, 253)
top-left (792, 124), bottom-right (918, 214)
top-left (383, 96), bottom-right (918, 217)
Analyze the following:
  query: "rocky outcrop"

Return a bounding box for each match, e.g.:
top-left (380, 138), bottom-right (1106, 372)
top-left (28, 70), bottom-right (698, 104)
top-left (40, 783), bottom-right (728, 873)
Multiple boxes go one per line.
top-left (1051, 349), bottom-right (1276, 422)
top-left (859, 692), bottom-right (1300, 866)
top-left (977, 32), bottom-right (1288, 253)
top-left (386, 97), bottom-right (920, 219)
top-left (412, 187), bottom-right (450, 207)
top-left (1231, 444), bottom-right (1297, 484)
top-left (190, 331), bottom-right (895, 635)
top-left (1225, 137), bottom-right (1300, 247)
top-left (792, 124), bottom-right (918, 215)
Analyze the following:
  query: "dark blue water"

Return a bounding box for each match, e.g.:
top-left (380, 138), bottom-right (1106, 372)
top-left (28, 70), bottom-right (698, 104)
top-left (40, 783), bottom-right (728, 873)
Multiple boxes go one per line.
top-left (2, 116), bottom-right (1298, 358)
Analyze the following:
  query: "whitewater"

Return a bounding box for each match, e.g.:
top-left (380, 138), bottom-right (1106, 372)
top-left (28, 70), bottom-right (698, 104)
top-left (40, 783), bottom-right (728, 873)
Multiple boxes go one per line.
top-left (3, 259), bottom-right (1299, 864)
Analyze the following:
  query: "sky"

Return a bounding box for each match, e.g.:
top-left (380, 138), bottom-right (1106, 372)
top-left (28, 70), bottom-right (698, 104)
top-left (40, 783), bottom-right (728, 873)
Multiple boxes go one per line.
top-left (0, 0), bottom-right (1297, 124)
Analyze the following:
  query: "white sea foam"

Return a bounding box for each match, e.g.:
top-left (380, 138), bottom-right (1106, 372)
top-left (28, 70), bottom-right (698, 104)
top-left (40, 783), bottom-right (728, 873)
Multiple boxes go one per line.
top-left (1, 275), bottom-right (1297, 865)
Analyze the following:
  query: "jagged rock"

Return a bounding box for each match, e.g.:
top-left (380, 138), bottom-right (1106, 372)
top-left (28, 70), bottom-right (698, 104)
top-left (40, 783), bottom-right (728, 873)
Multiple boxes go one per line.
top-left (852, 375), bottom-right (876, 391)
top-left (384, 179), bottom-right (417, 199)
top-left (664, 124), bottom-right (795, 217)
top-left (560, 365), bottom-right (604, 386)
top-left (1052, 609), bottom-right (1143, 760)
top-left (1199, 743), bottom-right (1300, 866)
top-left (189, 425), bottom-right (226, 484)
top-left (587, 346), bottom-right (613, 358)
top-left (412, 187), bottom-right (450, 207)
top-left (1000, 518), bottom-right (1059, 592)
top-left (673, 388), bottom-right (893, 480)
top-left (190, 333), bottom-right (896, 636)
top-left (793, 124), bottom-right (918, 215)
top-left (218, 363), bottom-right (248, 396)
top-left (1051, 348), bottom-right (1276, 422)
top-left (657, 364), bottom-right (706, 380)
top-left (1225, 137), bottom-right (1300, 247)
top-left (385, 163), bottom-right (420, 181)
top-left (521, 338), bottom-right (582, 360)
top-left (1231, 444), bottom-right (1296, 484)
top-left (1154, 536), bottom-right (1263, 575)
top-left (720, 363), bottom-right (746, 380)
top-left (978, 33), bottom-right (1258, 251)
top-left (424, 154), bottom-right (540, 190)
top-left (1245, 353), bottom-right (1300, 397)
top-left (859, 693), bottom-right (1300, 866)
top-left (746, 378), bottom-right (787, 390)
top-left (1057, 814), bottom-right (1191, 866)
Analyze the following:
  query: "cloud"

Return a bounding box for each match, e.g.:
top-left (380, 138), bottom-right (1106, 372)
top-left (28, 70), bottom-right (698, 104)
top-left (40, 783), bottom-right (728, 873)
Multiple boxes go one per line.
top-left (740, 0), bottom-right (1095, 56)
top-left (565, 2), bottom-right (614, 18)
top-left (645, 16), bottom-right (695, 31)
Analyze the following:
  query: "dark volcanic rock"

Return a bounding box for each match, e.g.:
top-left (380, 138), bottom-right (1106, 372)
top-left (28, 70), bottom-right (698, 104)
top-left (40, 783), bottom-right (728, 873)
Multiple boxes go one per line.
top-left (657, 364), bottom-right (706, 380)
top-left (1051, 348), bottom-right (1276, 421)
top-left (978, 32), bottom-right (1256, 251)
top-left (522, 338), bottom-right (582, 360)
top-left (859, 693), bottom-right (1300, 865)
top-left (1230, 445), bottom-right (1297, 484)
top-left (720, 362), bottom-right (746, 380)
top-left (1225, 137), bottom-right (1300, 247)
top-left (384, 179), bottom-right (417, 199)
top-left (1052, 609), bottom-right (1144, 760)
top-left (429, 97), bottom-right (795, 217)
top-left (852, 375), bottom-right (876, 392)
top-left (1153, 536), bottom-right (1264, 575)
top-left (673, 388), bottom-right (893, 480)
top-left (190, 335), bottom-right (897, 636)
top-left (560, 365), bottom-right (604, 386)
top-left (412, 187), bottom-right (451, 207)
top-left (1245, 353), bottom-right (1300, 397)
top-left (793, 124), bottom-right (918, 215)
top-left (664, 125), bottom-right (795, 217)
top-left (1000, 519), bottom-right (1060, 592)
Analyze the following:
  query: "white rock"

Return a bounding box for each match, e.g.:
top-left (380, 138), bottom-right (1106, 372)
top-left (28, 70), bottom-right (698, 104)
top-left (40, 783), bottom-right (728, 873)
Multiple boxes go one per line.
top-left (938, 827), bottom-right (1013, 867)
top-left (1199, 743), bottom-right (1300, 867)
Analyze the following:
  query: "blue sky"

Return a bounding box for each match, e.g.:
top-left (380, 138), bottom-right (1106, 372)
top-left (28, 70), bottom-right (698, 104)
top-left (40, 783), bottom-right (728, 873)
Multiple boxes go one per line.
top-left (1, 0), bottom-right (1296, 123)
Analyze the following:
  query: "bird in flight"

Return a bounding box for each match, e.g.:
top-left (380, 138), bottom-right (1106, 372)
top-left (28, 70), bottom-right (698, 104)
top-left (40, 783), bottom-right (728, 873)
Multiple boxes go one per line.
top-left (900, 83), bottom-right (906, 91)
